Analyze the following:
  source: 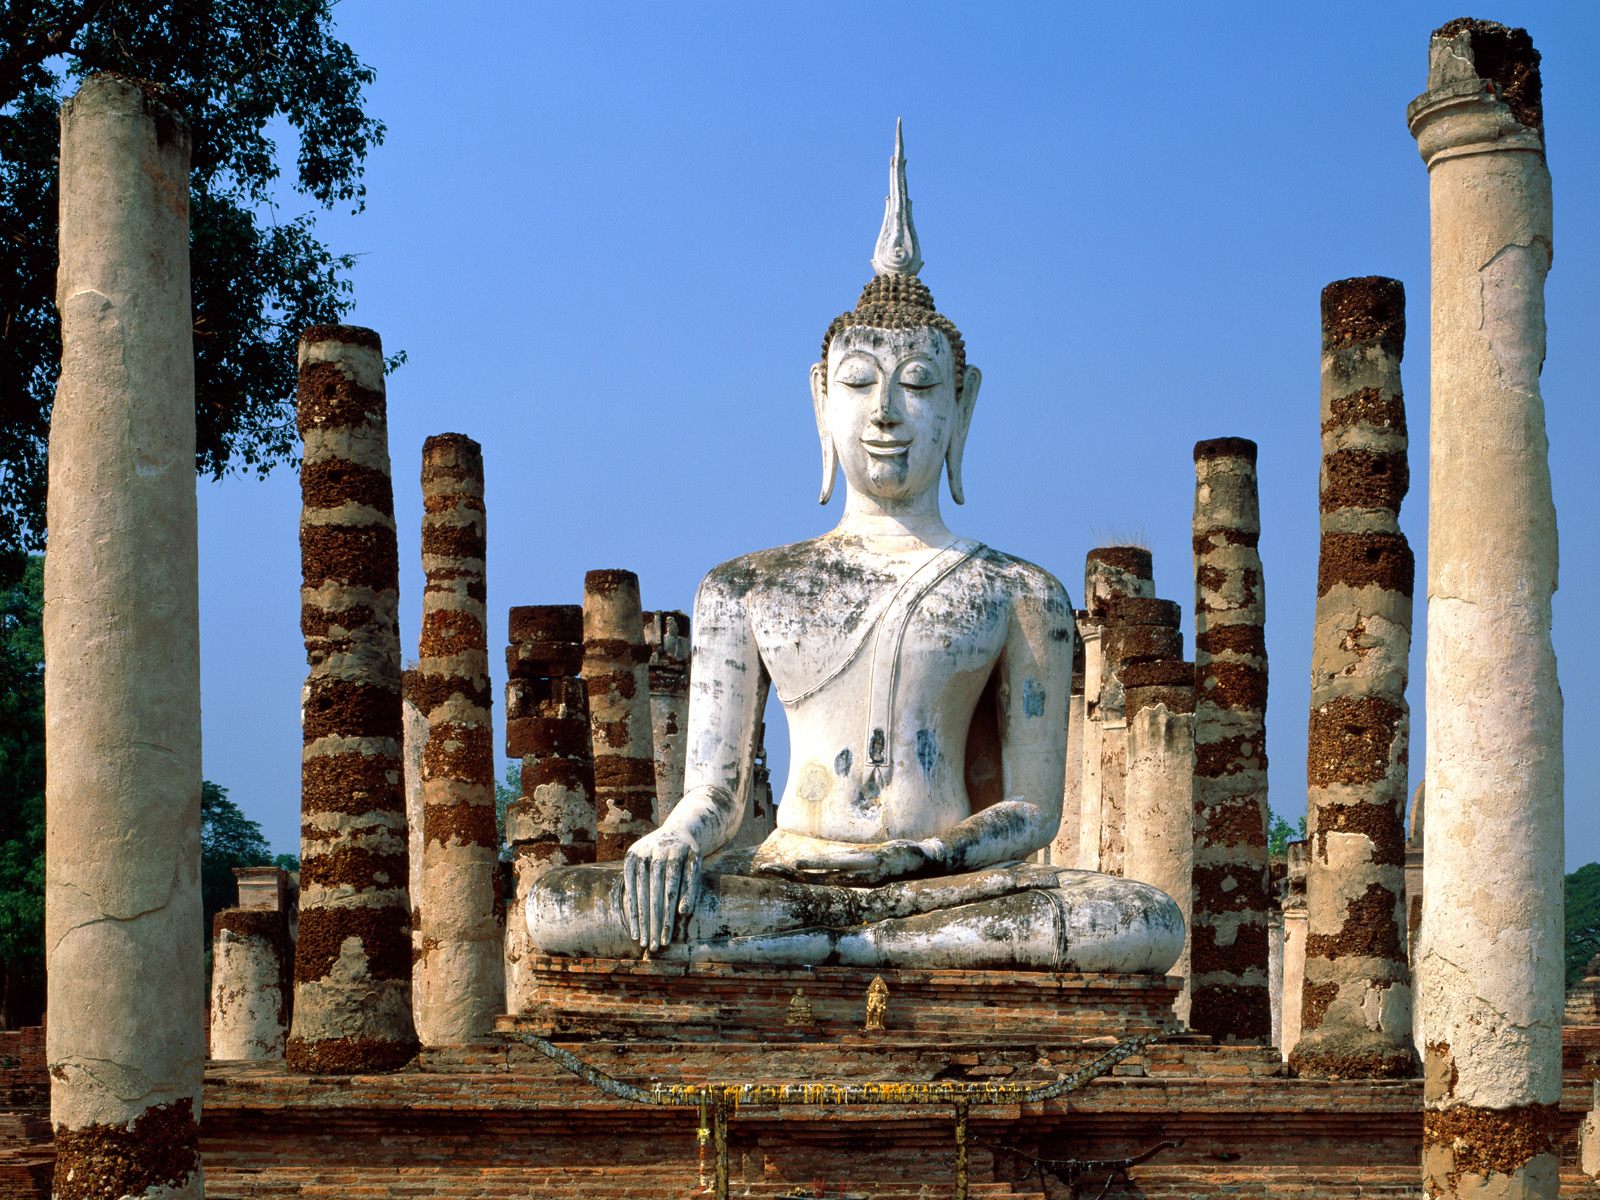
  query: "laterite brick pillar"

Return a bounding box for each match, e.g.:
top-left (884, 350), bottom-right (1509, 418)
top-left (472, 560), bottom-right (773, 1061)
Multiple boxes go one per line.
top-left (1409, 19), bottom-right (1563, 1195)
top-left (643, 610), bottom-right (691, 825)
top-left (1290, 278), bottom-right (1416, 1081)
top-left (1189, 437), bottom-right (1271, 1044)
top-left (1075, 548), bottom-right (1155, 871)
top-left (413, 434), bottom-right (502, 1044)
top-left (286, 325), bottom-right (418, 1073)
top-left (45, 75), bottom-right (205, 1195)
top-left (504, 605), bottom-right (595, 1011)
top-left (583, 570), bottom-right (657, 860)
top-left (1098, 597), bottom-right (1182, 876)
top-left (1121, 659), bottom-right (1197, 1024)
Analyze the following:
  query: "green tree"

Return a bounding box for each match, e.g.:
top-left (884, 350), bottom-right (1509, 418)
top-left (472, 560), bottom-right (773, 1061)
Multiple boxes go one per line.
top-left (495, 760), bottom-right (518, 862)
top-left (0, 0), bottom-right (387, 571)
top-left (200, 778), bottom-right (274, 938)
top-left (1566, 862), bottom-right (1600, 989)
top-left (1268, 811), bottom-right (1306, 857)
top-left (0, 554), bottom-right (44, 1027)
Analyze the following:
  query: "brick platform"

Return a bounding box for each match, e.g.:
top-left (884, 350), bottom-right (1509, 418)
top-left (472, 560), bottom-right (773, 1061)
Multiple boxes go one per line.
top-left (193, 1036), bottom-right (1600, 1198)
top-left (0, 1026), bottom-right (49, 1200)
top-left (8, 1021), bottom-right (1600, 1196)
top-left (507, 957), bottom-right (1183, 1043)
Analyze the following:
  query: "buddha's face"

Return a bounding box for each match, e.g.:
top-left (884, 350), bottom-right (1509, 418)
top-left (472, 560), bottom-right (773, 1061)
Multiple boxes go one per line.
top-left (812, 326), bottom-right (977, 506)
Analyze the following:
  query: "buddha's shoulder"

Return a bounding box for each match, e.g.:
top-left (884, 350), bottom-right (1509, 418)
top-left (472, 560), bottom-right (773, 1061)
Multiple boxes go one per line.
top-left (965, 545), bottom-right (1074, 613)
top-left (696, 537), bottom-right (1071, 611)
top-left (696, 536), bottom-right (890, 602)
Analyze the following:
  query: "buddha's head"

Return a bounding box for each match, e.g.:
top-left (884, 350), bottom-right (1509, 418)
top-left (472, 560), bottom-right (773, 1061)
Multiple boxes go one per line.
top-left (811, 123), bottom-right (982, 507)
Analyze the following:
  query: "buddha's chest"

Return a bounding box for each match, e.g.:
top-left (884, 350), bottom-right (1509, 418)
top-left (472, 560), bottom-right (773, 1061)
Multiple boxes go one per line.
top-left (746, 557), bottom-right (1010, 713)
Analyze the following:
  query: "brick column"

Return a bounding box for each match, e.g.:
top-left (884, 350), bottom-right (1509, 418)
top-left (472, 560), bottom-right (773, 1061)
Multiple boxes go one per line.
top-left (504, 605), bottom-right (594, 1011)
top-left (44, 75), bottom-right (204, 1196)
top-left (1122, 658), bottom-right (1197, 1023)
top-left (1409, 19), bottom-right (1563, 1195)
top-left (1189, 437), bottom-right (1271, 1044)
top-left (1051, 628), bottom-right (1087, 866)
top-left (209, 908), bottom-right (290, 1061)
top-left (583, 570), bottom-right (656, 861)
top-left (413, 434), bottom-right (502, 1045)
top-left (643, 610), bottom-right (691, 825)
top-left (287, 325), bottom-right (417, 1073)
top-left (1290, 278), bottom-right (1416, 1081)
top-left (1075, 548), bottom-right (1155, 870)
top-left (1280, 840), bottom-right (1309, 1060)
top-left (1098, 597), bottom-right (1183, 875)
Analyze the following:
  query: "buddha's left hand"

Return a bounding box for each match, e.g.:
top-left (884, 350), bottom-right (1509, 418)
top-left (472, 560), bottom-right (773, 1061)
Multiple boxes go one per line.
top-left (784, 836), bottom-right (948, 885)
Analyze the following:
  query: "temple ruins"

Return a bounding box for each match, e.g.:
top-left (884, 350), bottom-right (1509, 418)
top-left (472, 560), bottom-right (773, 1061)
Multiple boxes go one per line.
top-left (3, 15), bottom-right (1590, 1200)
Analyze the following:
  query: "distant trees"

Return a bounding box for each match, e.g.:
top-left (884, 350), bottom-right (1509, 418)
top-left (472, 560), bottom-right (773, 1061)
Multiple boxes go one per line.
top-left (0, 555), bottom-right (43, 1027)
top-left (0, 559), bottom-right (289, 1025)
top-left (1566, 862), bottom-right (1600, 988)
top-left (0, 0), bottom-right (388, 575)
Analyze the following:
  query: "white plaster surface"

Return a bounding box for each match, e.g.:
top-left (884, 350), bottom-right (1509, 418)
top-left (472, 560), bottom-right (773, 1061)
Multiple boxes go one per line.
top-left (1411, 56), bottom-right (1563, 1117)
top-left (43, 77), bottom-right (204, 1179)
top-left (210, 926), bottom-right (287, 1060)
top-left (1123, 701), bottom-right (1195, 1023)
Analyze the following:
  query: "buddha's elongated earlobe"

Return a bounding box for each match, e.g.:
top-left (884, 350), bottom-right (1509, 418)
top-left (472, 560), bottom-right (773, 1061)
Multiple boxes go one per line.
top-left (946, 365), bottom-right (981, 505)
top-left (811, 362), bottom-right (836, 505)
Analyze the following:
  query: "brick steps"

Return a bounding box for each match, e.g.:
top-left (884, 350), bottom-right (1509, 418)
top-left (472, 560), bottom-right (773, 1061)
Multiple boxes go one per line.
top-left (204, 1166), bottom-right (1042, 1199)
top-left (1116, 1164), bottom-right (1600, 1197)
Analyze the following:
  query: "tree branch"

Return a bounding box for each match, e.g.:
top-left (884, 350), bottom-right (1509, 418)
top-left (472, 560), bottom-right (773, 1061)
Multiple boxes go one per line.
top-left (0, 0), bottom-right (114, 108)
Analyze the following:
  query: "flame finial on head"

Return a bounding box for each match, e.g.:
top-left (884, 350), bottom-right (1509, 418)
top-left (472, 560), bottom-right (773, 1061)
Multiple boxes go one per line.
top-left (871, 119), bottom-right (923, 277)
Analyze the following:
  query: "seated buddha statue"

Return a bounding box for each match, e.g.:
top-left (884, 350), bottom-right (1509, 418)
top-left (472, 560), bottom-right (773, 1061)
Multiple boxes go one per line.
top-left (527, 125), bottom-right (1182, 974)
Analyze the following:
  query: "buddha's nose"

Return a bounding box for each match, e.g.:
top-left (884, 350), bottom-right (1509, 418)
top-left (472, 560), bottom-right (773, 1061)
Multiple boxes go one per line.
top-left (871, 386), bottom-right (903, 425)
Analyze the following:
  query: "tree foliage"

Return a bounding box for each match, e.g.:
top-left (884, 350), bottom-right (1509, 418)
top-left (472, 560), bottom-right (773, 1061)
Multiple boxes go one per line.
top-left (1267, 811), bottom-right (1306, 857)
top-left (0, 554), bottom-right (44, 1026)
top-left (1566, 862), bottom-right (1600, 989)
top-left (0, 0), bottom-right (385, 569)
top-left (200, 778), bottom-right (274, 938)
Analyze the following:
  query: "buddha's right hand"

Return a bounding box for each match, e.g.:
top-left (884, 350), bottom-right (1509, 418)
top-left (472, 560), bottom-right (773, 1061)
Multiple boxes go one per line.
top-left (622, 827), bottom-right (703, 953)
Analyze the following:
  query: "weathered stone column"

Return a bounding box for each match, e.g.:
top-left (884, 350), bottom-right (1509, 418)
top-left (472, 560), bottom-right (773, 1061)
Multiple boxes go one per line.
top-left (1098, 598), bottom-right (1183, 876)
top-left (1280, 840), bottom-right (1308, 1060)
top-left (583, 570), bottom-right (657, 861)
top-left (1050, 629), bottom-right (1086, 866)
top-left (1190, 437), bottom-right (1271, 1044)
top-left (413, 434), bottom-right (502, 1045)
top-left (1290, 277), bottom-right (1416, 1081)
top-left (209, 908), bottom-right (289, 1061)
top-left (1075, 548), bottom-right (1155, 870)
top-left (1409, 20), bottom-right (1563, 1194)
top-left (1268, 905), bottom-right (1285, 1051)
top-left (287, 325), bottom-right (418, 1073)
top-left (504, 605), bottom-right (594, 1011)
top-left (643, 610), bottom-right (691, 825)
top-left (401, 678), bottom-right (427, 1027)
top-left (44, 74), bottom-right (204, 1196)
top-left (1121, 658), bottom-right (1196, 1023)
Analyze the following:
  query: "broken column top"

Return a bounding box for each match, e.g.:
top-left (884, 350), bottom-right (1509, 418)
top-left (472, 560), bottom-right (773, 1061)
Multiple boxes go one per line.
top-left (1103, 596), bottom-right (1182, 628)
top-left (1193, 436), bottom-right (1257, 465)
top-left (65, 73), bottom-right (188, 143)
top-left (1321, 277), bottom-right (1406, 356)
top-left (585, 568), bottom-right (640, 596)
top-left (300, 324), bottom-right (382, 351)
top-left (422, 431), bottom-right (483, 461)
top-left (509, 604), bottom-right (582, 644)
top-left (1085, 546), bottom-right (1152, 579)
top-left (1426, 18), bottom-right (1542, 132)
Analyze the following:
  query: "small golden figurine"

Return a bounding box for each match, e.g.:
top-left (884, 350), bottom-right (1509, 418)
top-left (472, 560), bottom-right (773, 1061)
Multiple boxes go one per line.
top-left (786, 987), bottom-right (816, 1028)
top-left (864, 975), bottom-right (889, 1032)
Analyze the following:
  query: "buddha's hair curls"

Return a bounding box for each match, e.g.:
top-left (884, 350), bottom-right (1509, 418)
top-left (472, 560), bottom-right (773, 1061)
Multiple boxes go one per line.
top-left (821, 274), bottom-right (968, 398)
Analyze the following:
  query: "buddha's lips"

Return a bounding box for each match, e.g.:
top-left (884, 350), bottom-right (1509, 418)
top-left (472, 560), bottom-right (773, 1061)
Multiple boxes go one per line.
top-left (863, 439), bottom-right (911, 457)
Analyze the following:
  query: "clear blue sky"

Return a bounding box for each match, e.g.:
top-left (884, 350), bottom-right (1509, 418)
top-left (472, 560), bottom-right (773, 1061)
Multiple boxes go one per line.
top-left (194, 3), bottom-right (1600, 868)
